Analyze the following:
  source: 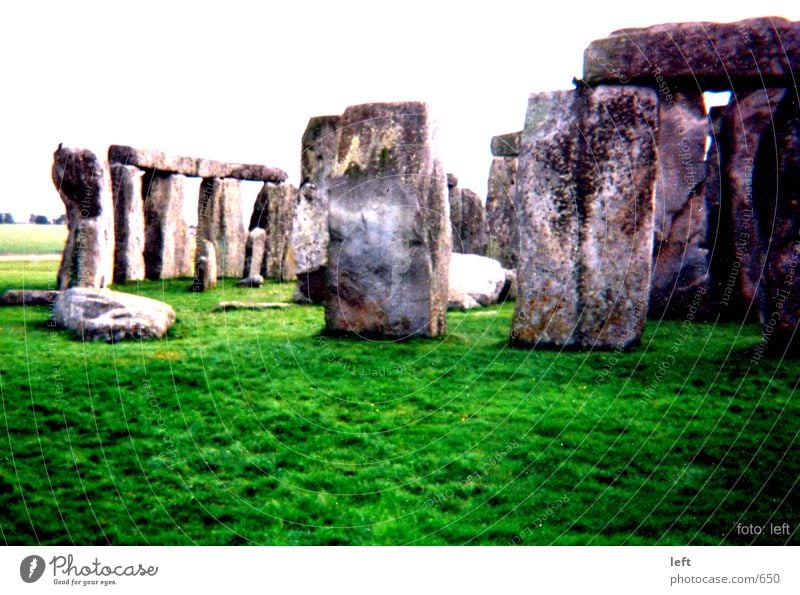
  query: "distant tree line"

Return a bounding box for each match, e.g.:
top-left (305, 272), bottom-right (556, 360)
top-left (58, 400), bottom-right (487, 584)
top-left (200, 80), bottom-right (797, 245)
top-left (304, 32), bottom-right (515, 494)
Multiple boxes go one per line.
top-left (0, 213), bottom-right (67, 224)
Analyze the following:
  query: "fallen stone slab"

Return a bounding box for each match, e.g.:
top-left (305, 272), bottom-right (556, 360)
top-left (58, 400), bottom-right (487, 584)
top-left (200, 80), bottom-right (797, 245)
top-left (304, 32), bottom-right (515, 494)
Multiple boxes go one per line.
top-left (0, 289), bottom-right (59, 307)
top-left (448, 253), bottom-right (514, 310)
top-left (212, 301), bottom-right (290, 311)
top-left (583, 17), bottom-right (800, 90)
top-left (237, 275), bottom-right (264, 288)
top-left (53, 288), bottom-right (175, 342)
top-left (108, 145), bottom-right (288, 183)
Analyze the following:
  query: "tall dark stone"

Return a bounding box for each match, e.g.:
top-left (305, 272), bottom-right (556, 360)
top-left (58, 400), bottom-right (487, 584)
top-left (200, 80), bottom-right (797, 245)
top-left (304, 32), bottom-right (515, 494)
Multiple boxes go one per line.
top-left (511, 87), bottom-right (657, 349)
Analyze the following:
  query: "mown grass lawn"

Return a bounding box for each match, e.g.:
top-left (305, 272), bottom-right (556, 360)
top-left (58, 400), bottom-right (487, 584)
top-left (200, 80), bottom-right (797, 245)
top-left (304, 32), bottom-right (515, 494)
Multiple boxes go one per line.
top-left (0, 260), bottom-right (797, 545)
top-left (0, 224), bottom-right (67, 254)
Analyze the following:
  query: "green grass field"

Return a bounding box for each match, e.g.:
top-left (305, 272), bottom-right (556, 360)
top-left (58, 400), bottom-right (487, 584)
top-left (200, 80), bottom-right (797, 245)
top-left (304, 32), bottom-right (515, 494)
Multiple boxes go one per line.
top-left (0, 257), bottom-right (797, 545)
top-left (0, 224), bottom-right (67, 255)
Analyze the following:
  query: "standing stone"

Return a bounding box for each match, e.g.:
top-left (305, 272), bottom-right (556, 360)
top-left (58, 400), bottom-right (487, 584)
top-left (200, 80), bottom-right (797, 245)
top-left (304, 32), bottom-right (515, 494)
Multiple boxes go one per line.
top-left (51, 145), bottom-right (114, 289)
top-left (301, 115), bottom-right (340, 185)
top-left (291, 116), bottom-right (340, 302)
top-left (511, 86), bottom-right (657, 349)
top-left (448, 175), bottom-right (488, 255)
top-left (243, 227), bottom-right (267, 280)
top-left (485, 155), bottom-right (520, 269)
top-left (250, 182), bottom-right (296, 280)
top-left (325, 102), bottom-right (450, 338)
top-left (192, 240), bottom-right (218, 292)
top-left (754, 92), bottom-right (800, 354)
top-left (110, 164), bottom-right (145, 283)
top-left (460, 188), bottom-right (488, 256)
top-left (649, 90), bottom-right (711, 318)
top-left (143, 171), bottom-right (192, 279)
top-left (713, 88), bottom-right (787, 321)
top-left (198, 177), bottom-right (245, 278)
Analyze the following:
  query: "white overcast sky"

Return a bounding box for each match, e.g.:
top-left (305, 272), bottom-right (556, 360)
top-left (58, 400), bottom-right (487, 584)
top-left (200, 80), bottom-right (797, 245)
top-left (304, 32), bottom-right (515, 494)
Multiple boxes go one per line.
top-left (1, 0), bottom-right (798, 223)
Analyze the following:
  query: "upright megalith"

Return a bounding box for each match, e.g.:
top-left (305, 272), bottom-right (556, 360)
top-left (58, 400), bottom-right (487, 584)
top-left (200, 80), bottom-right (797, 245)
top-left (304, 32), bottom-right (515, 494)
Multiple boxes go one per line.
top-left (448, 174), bottom-right (488, 255)
top-left (753, 93), bottom-right (800, 354)
top-left (51, 145), bottom-right (114, 289)
top-left (711, 88), bottom-right (787, 321)
top-left (250, 182), bottom-right (296, 280)
top-left (143, 171), bottom-right (193, 280)
top-left (300, 115), bottom-right (341, 185)
top-left (325, 102), bottom-right (450, 338)
top-left (292, 116), bottom-right (340, 302)
top-left (192, 240), bottom-right (218, 292)
top-left (511, 86), bottom-right (658, 349)
top-left (243, 227), bottom-right (267, 281)
top-left (197, 177), bottom-right (245, 278)
top-left (485, 132), bottom-right (521, 270)
top-left (110, 164), bottom-right (145, 283)
top-left (649, 90), bottom-right (711, 318)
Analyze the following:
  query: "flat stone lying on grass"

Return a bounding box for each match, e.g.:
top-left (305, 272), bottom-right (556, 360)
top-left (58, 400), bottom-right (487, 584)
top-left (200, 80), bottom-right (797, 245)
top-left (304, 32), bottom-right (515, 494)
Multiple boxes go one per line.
top-left (212, 301), bottom-right (290, 311)
top-left (448, 253), bottom-right (515, 311)
top-left (237, 275), bottom-right (265, 288)
top-left (0, 289), bottom-right (59, 307)
top-left (53, 288), bottom-right (175, 342)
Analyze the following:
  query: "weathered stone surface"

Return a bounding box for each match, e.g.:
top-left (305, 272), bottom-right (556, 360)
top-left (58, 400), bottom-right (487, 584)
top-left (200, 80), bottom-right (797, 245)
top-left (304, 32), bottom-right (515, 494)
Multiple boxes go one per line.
top-left (250, 182), bottom-right (296, 280)
top-left (449, 182), bottom-right (488, 255)
top-left (511, 87), bottom-right (657, 349)
top-left (109, 145), bottom-right (287, 182)
top-left (584, 18), bottom-right (800, 90)
top-left (51, 145), bottom-right (114, 289)
top-left (291, 183), bottom-right (330, 276)
top-left (325, 102), bottom-right (450, 338)
top-left (198, 177), bottom-right (245, 278)
top-left (0, 289), bottom-right (59, 307)
top-left (243, 227), bottom-right (267, 280)
top-left (110, 164), bottom-right (145, 283)
top-left (448, 253), bottom-right (513, 310)
top-left (491, 131), bottom-right (522, 157)
top-left (753, 93), bottom-right (800, 353)
top-left (192, 240), bottom-right (217, 292)
top-left (711, 88), bottom-right (787, 321)
top-left (293, 267), bottom-right (328, 304)
top-left (237, 275), bottom-right (264, 288)
top-left (300, 116), bottom-right (340, 185)
top-left (143, 172), bottom-right (193, 279)
top-left (649, 91), bottom-right (711, 318)
top-left (485, 156), bottom-right (520, 269)
top-left (53, 288), bottom-right (175, 342)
